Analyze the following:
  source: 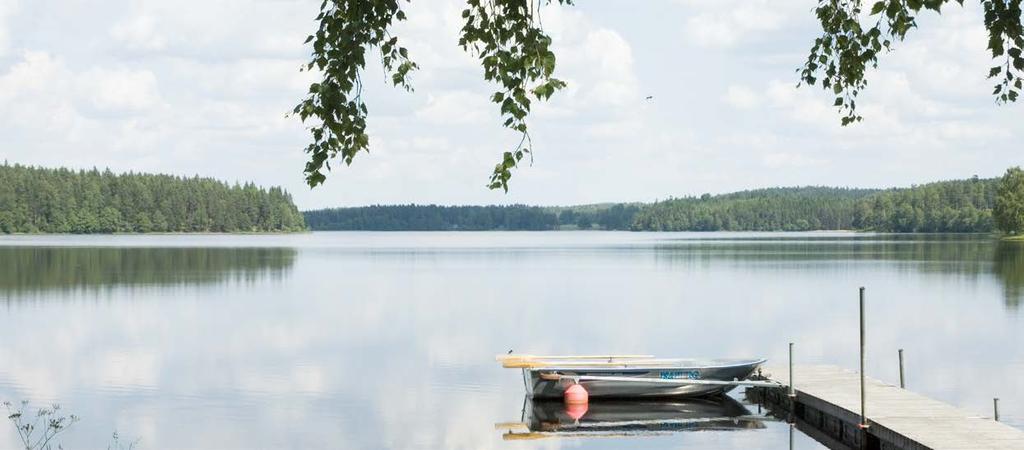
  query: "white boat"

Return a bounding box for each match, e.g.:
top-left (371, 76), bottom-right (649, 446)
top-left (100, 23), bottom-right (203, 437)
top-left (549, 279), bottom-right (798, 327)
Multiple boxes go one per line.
top-left (498, 354), bottom-right (770, 399)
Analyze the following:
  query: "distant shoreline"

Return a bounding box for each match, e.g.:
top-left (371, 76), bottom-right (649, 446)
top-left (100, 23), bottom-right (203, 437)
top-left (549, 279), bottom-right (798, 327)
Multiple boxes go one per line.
top-left (303, 179), bottom-right (1001, 233)
top-left (2, 229), bottom-right (1011, 236)
top-left (0, 231), bottom-right (310, 236)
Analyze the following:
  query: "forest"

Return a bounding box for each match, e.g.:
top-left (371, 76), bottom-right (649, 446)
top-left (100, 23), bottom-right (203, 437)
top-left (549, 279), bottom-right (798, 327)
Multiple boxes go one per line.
top-left (631, 187), bottom-right (877, 231)
top-left (633, 178), bottom-right (1000, 232)
top-left (304, 204), bottom-right (560, 230)
top-left (308, 177), bottom-right (1003, 233)
top-left (303, 203), bottom-right (644, 231)
top-left (0, 163), bottom-right (1006, 234)
top-left (852, 177), bottom-right (997, 232)
top-left (0, 163), bottom-right (306, 233)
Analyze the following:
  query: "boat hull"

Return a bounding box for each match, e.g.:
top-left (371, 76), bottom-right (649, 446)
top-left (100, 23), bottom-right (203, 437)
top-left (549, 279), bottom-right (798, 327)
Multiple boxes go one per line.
top-left (524, 358), bottom-right (765, 399)
top-left (525, 396), bottom-right (765, 434)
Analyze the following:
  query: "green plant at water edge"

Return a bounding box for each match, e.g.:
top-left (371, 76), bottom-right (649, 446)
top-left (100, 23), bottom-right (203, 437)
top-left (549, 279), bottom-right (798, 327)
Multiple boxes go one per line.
top-left (995, 167), bottom-right (1024, 235)
top-left (3, 401), bottom-right (79, 450)
top-left (4, 401), bottom-right (140, 450)
top-left (107, 431), bottom-right (139, 450)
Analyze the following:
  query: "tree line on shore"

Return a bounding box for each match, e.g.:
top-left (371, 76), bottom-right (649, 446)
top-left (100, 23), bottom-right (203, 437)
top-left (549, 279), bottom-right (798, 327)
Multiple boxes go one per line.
top-left (3, 163), bottom-right (1021, 235)
top-left (306, 170), bottom-right (1024, 234)
top-left (851, 176), bottom-right (996, 232)
top-left (302, 203), bottom-right (643, 231)
top-left (0, 163), bottom-right (306, 233)
top-left (635, 178), bottom-right (1003, 233)
top-left (303, 204), bottom-right (560, 231)
top-left (631, 187), bottom-right (875, 231)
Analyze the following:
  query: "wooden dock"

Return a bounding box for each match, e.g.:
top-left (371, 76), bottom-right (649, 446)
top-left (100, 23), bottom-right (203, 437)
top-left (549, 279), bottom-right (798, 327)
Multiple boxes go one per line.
top-left (748, 365), bottom-right (1024, 450)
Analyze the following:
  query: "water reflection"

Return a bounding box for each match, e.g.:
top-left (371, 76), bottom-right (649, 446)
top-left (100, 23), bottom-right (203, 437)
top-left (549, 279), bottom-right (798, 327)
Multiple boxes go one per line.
top-left (995, 241), bottom-right (1024, 309)
top-left (0, 233), bottom-right (1020, 449)
top-left (0, 247), bottom-right (296, 297)
top-left (653, 235), bottom-right (1024, 309)
top-left (498, 396), bottom-right (767, 441)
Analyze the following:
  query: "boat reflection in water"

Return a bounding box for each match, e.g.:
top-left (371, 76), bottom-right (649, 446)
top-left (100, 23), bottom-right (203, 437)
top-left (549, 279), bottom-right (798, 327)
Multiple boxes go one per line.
top-left (497, 395), bottom-right (767, 441)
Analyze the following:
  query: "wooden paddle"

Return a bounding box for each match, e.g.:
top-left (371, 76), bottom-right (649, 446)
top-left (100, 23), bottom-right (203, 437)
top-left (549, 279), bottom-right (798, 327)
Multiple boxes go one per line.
top-left (541, 373), bottom-right (782, 387)
top-left (500, 359), bottom-right (690, 369)
top-left (496, 354), bottom-right (655, 362)
top-left (497, 354), bottom-right (658, 368)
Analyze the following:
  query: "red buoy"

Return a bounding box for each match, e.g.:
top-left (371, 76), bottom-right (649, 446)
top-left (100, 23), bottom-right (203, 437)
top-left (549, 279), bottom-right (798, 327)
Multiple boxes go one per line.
top-left (564, 401), bottom-right (588, 421)
top-left (563, 383), bottom-right (589, 405)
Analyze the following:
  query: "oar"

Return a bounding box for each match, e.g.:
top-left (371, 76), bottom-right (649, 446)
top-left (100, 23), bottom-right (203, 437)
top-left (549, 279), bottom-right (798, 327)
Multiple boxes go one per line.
top-left (503, 431), bottom-right (671, 440)
top-left (502, 359), bottom-right (693, 369)
top-left (559, 415), bottom-right (766, 429)
top-left (539, 373), bottom-right (782, 388)
top-left (493, 422), bottom-right (529, 432)
top-left (496, 354), bottom-right (654, 362)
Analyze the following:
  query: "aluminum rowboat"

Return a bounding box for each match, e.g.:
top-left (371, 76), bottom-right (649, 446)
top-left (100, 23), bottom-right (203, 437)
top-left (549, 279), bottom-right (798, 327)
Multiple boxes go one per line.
top-left (505, 356), bottom-right (767, 399)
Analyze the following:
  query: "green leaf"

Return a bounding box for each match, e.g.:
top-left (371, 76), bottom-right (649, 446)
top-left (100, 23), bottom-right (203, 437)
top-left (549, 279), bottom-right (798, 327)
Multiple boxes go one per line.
top-left (870, 1), bottom-right (886, 15)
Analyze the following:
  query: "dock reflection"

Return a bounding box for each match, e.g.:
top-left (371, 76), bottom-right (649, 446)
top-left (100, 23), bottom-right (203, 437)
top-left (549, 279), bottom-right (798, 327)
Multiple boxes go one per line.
top-left (497, 396), bottom-right (767, 441)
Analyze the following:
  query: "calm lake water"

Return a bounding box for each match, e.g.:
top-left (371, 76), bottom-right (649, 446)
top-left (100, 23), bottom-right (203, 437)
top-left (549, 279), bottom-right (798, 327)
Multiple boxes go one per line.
top-left (0, 232), bottom-right (1021, 449)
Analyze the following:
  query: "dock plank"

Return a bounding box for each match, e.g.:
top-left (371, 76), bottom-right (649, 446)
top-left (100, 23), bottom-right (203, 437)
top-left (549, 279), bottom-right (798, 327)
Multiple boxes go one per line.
top-left (763, 365), bottom-right (1024, 450)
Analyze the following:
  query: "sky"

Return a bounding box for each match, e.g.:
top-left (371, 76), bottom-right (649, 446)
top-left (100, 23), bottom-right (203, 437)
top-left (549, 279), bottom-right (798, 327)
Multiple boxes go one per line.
top-left (0, 0), bottom-right (1021, 210)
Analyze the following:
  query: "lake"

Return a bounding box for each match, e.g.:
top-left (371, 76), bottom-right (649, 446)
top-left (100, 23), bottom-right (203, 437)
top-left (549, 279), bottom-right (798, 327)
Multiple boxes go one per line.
top-left (0, 232), bottom-right (1021, 449)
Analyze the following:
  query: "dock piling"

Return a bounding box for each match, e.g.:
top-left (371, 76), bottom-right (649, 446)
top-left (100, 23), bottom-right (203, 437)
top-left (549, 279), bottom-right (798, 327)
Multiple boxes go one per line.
top-left (994, 398), bottom-right (1000, 422)
top-left (898, 348), bottom-right (905, 389)
top-left (859, 287), bottom-right (868, 430)
top-left (788, 342), bottom-right (795, 398)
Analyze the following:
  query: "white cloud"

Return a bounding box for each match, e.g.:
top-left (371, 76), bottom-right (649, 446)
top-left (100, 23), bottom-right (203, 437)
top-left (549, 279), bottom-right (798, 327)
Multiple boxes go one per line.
top-left (109, 15), bottom-right (166, 52)
top-left (102, 0), bottom-right (312, 60)
top-left (0, 51), bottom-right (81, 131)
top-left (724, 85), bottom-right (760, 109)
top-left (761, 151), bottom-right (823, 169)
top-left (414, 91), bottom-right (489, 125)
top-left (79, 67), bottom-right (162, 113)
top-left (0, 0), bottom-right (15, 57)
top-left (763, 80), bottom-right (836, 127)
top-left (0, 51), bottom-right (163, 118)
top-left (544, 8), bottom-right (640, 110)
top-left (678, 0), bottom-right (798, 48)
top-left (0, 0), bottom-right (1021, 207)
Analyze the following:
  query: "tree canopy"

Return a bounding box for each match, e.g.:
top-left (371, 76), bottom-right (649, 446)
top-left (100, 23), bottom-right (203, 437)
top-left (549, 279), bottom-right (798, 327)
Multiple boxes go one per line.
top-left (0, 163), bottom-right (306, 233)
top-left (632, 187), bottom-right (877, 232)
top-left (296, 0), bottom-right (570, 192)
top-left (995, 166), bottom-right (1024, 234)
top-left (298, 0), bottom-right (1022, 190)
top-left (304, 204), bottom-right (560, 230)
top-left (303, 175), bottom-right (1004, 232)
top-left (852, 176), bottom-right (996, 232)
top-left (801, 0), bottom-right (1023, 125)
